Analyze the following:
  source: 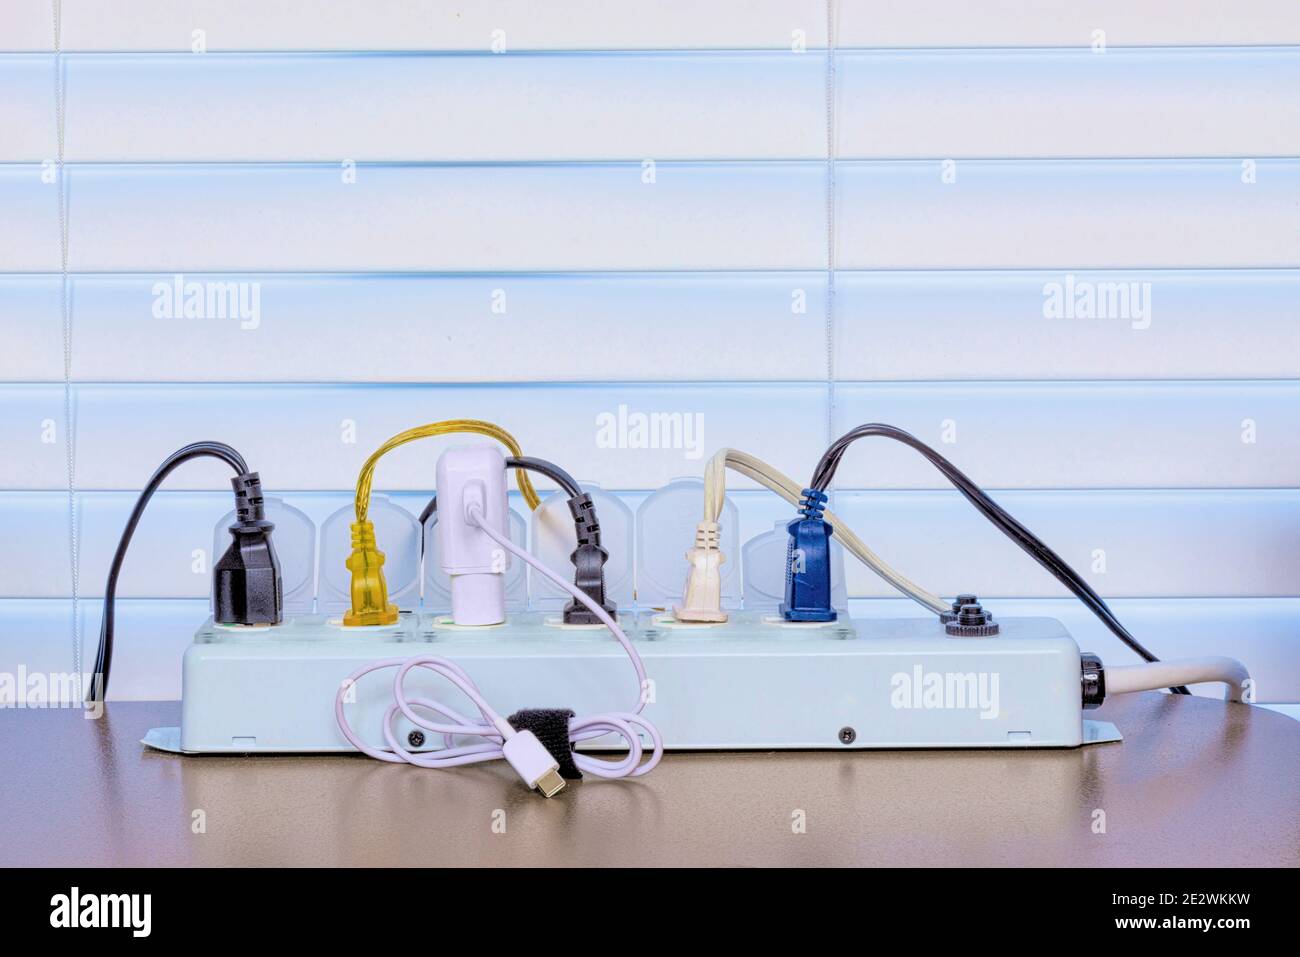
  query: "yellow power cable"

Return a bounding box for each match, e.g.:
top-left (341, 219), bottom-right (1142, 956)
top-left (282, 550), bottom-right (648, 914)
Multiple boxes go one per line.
top-left (344, 419), bottom-right (537, 626)
top-left (354, 419), bottom-right (539, 522)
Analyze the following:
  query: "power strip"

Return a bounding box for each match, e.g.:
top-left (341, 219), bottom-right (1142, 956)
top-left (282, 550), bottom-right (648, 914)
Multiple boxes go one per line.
top-left (153, 611), bottom-right (1119, 754)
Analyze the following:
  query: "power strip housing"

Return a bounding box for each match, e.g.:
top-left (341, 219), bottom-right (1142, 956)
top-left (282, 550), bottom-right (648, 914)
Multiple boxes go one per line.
top-left (166, 611), bottom-right (1114, 753)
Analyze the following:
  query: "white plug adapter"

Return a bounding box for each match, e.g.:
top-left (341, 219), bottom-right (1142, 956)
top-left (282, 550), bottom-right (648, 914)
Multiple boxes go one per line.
top-left (436, 444), bottom-right (510, 625)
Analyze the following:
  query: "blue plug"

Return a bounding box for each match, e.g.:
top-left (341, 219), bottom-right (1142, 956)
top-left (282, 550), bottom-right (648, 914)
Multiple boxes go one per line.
top-left (780, 488), bottom-right (837, 622)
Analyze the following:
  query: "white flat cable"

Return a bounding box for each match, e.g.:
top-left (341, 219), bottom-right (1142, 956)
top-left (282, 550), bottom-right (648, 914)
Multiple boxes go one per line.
top-left (1106, 657), bottom-right (1252, 703)
top-left (335, 502), bottom-right (662, 792)
top-left (699, 447), bottom-right (949, 616)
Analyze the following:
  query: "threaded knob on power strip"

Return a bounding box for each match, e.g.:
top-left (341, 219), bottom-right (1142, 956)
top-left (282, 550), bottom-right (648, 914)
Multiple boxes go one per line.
top-left (944, 601), bottom-right (999, 637)
top-left (940, 593), bottom-right (982, 623)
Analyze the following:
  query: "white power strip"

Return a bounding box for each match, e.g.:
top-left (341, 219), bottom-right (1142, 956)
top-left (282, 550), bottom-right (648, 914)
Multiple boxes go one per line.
top-left (152, 611), bottom-right (1119, 754)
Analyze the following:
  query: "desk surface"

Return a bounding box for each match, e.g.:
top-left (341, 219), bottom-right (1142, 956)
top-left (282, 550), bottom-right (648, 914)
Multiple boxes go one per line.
top-left (2, 694), bottom-right (1297, 867)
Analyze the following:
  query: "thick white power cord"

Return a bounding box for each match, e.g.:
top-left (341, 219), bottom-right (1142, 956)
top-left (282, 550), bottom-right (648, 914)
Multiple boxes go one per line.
top-left (335, 503), bottom-right (662, 789)
top-left (1106, 657), bottom-right (1252, 703)
top-left (695, 447), bottom-right (948, 616)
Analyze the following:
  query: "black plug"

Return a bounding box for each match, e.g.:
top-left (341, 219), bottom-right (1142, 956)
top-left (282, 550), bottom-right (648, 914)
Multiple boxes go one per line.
top-left (562, 492), bottom-right (617, 625)
top-left (213, 471), bottom-right (284, 625)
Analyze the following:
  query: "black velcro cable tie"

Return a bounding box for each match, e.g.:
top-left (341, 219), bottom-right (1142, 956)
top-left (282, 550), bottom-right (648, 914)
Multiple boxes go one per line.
top-left (507, 708), bottom-right (582, 780)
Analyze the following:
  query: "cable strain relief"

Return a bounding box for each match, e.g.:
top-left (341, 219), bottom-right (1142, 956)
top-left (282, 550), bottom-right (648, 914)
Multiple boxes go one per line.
top-left (349, 519), bottom-right (379, 549)
top-left (1080, 652), bottom-right (1106, 709)
top-left (230, 471), bottom-right (268, 524)
top-left (566, 492), bottom-right (602, 547)
top-left (798, 487), bottom-right (828, 519)
top-left (693, 520), bottom-right (722, 549)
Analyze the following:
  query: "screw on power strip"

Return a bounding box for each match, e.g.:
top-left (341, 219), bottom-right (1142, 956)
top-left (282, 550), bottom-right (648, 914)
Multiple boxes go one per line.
top-left (838, 726), bottom-right (857, 745)
top-left (407, 730), bottom-right (426, 748)
top-left (945, 602), bottom-right (1000, 637)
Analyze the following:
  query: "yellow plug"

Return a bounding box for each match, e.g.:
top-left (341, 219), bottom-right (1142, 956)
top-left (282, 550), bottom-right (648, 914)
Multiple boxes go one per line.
top-left (342, 519), bottom-right (398, 626)
top-left (343, 419), bottom-right (538, 627)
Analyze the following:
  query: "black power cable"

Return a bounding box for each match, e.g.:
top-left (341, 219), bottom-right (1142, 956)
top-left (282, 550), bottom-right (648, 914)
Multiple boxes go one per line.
top-left (86, 441), bottom-right (282, 704)
top-left (505, 456), bottom-right (583, 500)
top-left (810, 424), bottom-right (1190, 695)
top-left (417, 455), bottom-right (582, 533)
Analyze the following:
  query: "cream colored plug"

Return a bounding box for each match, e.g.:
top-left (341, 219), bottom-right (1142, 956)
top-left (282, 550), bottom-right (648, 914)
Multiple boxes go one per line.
top-left (673, 521), bottom-right (728, 623)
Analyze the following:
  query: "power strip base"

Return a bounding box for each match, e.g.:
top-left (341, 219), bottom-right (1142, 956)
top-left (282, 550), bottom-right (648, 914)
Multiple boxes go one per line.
top-left (169, 611), bottom-right (1111, 753)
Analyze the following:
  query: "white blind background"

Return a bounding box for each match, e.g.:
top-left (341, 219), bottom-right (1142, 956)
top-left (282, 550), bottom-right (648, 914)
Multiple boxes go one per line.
top-left (1, 1), bottom-right (1297, 702)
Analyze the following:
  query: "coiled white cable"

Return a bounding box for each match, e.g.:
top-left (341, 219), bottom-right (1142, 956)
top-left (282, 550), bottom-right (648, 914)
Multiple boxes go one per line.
top-left (702, 447), bottom-right (949, 615)
top-left (334, 503), bottom-right (662, 780)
